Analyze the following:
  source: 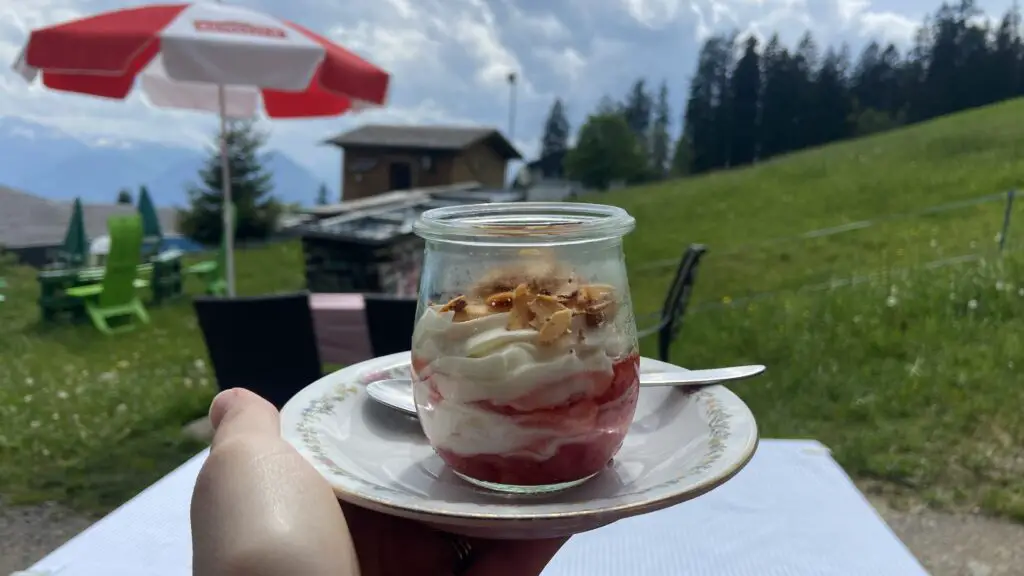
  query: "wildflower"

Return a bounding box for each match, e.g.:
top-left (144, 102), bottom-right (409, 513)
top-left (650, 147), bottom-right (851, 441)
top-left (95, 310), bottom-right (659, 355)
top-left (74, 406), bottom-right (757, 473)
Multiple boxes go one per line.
top-left (41, 449), bottom-right (50, 457)
top-left (970, 241), bottom-right (978, 249)
top-left (23, 394), bottom-right (32, 403)
top-left (25, 377), bottom-right (34, 386)
top-left (930, 239), bottom-right (939, 248)
top-left (968, 299), bottom-right (978, 310)
top-left (886, 295), bottom-right (898, 308)
top-left (56, 390), bottom-right (69, 400)
top-left (996, 281), bottom-right (1005, 291)
top-left (722, 296), bottom-right (732, 305)
top-left (117, 360), bottom-right (130, 369)
top-left (116, 403), bottom-right (127, 413)
top-left (200, 377), bottom-right (210, 387)
top-left (1010, 361), bottom-right (1015, 369)
top-left (183, 377), bottom-right (193, 388)
top-left (194, 359), bottom-right (206, 371)
top-left (30, 420), bottom-right (40, 429)
top-left (51, 412), bottom-right (59, 421)
top-left (1019, 288), bottom-right (1024, 296)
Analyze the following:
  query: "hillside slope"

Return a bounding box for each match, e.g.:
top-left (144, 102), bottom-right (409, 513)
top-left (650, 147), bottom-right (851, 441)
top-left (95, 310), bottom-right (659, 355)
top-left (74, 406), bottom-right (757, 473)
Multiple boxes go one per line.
top-left (600, 99), bottom-right (1024, 311)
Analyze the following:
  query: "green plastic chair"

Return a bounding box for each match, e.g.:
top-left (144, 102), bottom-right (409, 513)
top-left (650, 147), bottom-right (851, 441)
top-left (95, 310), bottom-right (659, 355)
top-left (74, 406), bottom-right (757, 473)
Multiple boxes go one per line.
top-left (66, 215), bottom-right (150, 335)
top-left (186, 203), bottom-right (234, 297)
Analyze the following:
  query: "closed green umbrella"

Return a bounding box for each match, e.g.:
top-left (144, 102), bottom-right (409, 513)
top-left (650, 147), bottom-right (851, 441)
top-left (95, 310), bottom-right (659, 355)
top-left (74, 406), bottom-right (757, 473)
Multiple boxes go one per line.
top-left (61, 197), bottom-right (88, 267)
top-left (137, 186), bottom-right (163, 241)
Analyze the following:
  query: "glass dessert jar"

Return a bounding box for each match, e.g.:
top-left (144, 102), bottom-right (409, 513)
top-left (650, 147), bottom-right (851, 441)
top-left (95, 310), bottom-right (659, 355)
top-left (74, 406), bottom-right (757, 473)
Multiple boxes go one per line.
top-left (410, 202), bottom-right (640, 494)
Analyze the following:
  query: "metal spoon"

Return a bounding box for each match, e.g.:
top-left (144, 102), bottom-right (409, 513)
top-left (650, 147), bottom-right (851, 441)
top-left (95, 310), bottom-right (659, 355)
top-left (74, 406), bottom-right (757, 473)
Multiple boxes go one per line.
top-left (366, 365), bottom-right (766, 417)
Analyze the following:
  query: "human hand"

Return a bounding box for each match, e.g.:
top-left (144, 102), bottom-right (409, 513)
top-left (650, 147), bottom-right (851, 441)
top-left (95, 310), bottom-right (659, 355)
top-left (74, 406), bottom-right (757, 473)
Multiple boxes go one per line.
top-left (191, 388), bottom-right (567, 576)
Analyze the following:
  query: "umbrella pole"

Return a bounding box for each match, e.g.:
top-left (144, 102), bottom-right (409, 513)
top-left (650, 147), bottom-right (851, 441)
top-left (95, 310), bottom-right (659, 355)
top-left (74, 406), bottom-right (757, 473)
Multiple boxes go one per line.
top-left (218, 84), bottom-right (236, 297)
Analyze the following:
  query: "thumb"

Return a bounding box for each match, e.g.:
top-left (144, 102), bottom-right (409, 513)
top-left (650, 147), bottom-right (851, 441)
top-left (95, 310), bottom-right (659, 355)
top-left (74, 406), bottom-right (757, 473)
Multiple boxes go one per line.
top-left (209, 388), bottom-right (280, 447)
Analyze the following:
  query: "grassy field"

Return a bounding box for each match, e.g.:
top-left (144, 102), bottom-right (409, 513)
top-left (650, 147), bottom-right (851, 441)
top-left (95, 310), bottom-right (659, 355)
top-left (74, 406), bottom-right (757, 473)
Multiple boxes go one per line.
top-left (2, 98), bottom-right (1024, 520)
top-left (607, 98), bottom-right (1024, 313)
top-left (0, 242), bottom-right (305, 513)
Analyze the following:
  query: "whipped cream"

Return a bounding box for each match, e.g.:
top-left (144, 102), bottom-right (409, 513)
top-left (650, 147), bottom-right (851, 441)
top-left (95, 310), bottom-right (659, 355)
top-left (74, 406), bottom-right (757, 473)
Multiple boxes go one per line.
top-left (412, 306), bottom-right (635, 457)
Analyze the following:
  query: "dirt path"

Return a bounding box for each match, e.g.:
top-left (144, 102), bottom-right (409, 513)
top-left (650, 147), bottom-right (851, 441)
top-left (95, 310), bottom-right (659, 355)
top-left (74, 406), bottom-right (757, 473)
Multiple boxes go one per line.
top-left (2, 497), bottom-right (1023, 575)
top-left (0, 499), bottom-right (94, 575)
top-left (868, 497), bottom-right (1024, 576)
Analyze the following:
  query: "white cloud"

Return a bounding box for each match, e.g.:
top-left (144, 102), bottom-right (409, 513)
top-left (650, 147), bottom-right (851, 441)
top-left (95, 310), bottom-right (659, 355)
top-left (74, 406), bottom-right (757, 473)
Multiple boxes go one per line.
top-left (0, 0), bottom-right (992, 192)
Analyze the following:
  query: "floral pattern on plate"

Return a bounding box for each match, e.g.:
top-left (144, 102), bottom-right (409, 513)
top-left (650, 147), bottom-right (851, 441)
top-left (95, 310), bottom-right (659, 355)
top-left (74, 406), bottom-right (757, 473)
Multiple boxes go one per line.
top-left (281, 352), bottom-right (758, 539)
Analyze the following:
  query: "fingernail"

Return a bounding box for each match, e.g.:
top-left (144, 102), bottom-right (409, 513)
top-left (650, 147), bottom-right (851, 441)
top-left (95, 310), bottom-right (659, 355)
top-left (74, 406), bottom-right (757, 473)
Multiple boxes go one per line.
top-left (209, 388), bottom-right (242, 430)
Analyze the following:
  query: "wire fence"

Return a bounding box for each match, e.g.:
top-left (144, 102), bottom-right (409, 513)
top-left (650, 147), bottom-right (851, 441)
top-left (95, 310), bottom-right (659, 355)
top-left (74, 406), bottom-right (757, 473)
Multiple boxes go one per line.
top-left (631, 189), bottom-right (1021, 314)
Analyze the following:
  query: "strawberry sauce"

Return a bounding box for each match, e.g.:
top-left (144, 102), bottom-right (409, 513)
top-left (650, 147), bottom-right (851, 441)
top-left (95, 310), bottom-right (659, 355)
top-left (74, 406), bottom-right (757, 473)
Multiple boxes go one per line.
top-left (419, 354), bottom-right (640, 487)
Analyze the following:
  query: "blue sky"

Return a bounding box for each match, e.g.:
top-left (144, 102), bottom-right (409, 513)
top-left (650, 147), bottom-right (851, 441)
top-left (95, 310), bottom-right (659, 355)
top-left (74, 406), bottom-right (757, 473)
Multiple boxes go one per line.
top-left (0, 0), bottom-right (1017, 190)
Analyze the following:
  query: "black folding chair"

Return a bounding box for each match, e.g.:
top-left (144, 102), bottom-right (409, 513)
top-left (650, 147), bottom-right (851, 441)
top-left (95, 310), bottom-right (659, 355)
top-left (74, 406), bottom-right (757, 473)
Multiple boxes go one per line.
top-left (363, 293), bottom-right (419, 357)
top-left (637, 244), bottom-right (708, 362)
top-left (193, 292), bottom-right (323, 409)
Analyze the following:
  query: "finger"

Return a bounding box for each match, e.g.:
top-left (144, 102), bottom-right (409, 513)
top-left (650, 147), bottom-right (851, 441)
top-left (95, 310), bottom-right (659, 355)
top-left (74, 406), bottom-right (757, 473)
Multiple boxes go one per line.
top-left (193, 388), bottom-right (360, 576)
top-left (464, 537), bottom-right (569, 576)
top-left (209, 388), bottom-right (280, 447)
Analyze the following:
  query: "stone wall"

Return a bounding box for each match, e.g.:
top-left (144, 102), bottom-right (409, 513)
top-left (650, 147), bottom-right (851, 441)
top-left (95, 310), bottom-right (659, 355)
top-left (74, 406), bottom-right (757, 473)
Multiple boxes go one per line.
top-left (301, 233), bottom-right (423, 295)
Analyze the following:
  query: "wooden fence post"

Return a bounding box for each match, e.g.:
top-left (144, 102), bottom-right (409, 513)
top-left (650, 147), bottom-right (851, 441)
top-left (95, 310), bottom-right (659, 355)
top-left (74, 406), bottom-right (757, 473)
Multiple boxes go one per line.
top-left (999, 189), bottom-right (1016, 253)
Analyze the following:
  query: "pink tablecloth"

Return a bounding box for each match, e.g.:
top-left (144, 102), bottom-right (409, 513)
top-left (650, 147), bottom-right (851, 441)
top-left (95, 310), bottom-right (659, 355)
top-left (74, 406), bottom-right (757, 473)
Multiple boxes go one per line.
top-left (309, 293), bottom-right (372, 366)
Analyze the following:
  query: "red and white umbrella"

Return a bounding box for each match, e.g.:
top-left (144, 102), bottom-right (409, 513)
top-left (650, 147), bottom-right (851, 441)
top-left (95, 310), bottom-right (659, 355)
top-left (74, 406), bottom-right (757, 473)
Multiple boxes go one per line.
top-left (13, 1), bottom-right (391, 296)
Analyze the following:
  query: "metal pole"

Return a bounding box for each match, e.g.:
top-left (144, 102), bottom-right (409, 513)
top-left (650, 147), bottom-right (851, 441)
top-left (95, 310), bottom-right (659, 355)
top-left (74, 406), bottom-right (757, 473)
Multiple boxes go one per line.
top-left (215, 0), bottom-right (235, 297)
top-left (507, 72), bottom-right (517, 141)
top-left (218, 86), bottom-right (235, 297)
top-left (999, 189), bottom-right (1016, 253)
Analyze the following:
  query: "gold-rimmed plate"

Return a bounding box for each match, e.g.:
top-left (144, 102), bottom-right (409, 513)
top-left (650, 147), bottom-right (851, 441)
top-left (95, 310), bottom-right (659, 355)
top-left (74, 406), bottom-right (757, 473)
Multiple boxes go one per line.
top-left (280, 352), bottom-right (758, 539)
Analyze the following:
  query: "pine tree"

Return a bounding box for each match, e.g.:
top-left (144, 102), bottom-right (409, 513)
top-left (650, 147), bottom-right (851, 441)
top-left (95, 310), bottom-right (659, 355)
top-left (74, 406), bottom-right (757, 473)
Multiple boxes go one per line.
top-left (729, 36), bottom-right (761, 166)
top-left (540, 98), bottom-right (571, 158)
top-left (758, 34), bottom-right (791, 159)
top-left (316, 183), bottom-right (330, 205)
top-left (649, 81), bottom-right (672, 179)
top-left (621, 79), bottom-right (653, 157)
top-left (685, 34), bottom-right (733, 173)
top-left (178, 121), bottom-right (280, 245)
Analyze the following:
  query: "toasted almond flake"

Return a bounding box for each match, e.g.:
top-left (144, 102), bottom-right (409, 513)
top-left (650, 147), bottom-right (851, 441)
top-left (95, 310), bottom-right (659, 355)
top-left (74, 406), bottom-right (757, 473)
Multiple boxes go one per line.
top-left (454, 303), bottom-right (491, 323)
top-left (529, 294), bottom-right (567, 326)
top-left (507, 283), bottom-right (534, 330)
top-left (537, 309), bottom-right (572, 344)
top-left (580, 283), bottom-right (616, 302)
top-left (485, 291), bottom-right (515, 312)
top-left (440, 295), bottom-right (468, 313)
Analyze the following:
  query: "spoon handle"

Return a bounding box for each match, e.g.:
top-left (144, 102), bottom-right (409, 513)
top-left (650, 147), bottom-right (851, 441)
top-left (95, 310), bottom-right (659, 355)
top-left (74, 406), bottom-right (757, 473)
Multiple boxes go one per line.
top-left (638, 365), bottom-right (766, 387)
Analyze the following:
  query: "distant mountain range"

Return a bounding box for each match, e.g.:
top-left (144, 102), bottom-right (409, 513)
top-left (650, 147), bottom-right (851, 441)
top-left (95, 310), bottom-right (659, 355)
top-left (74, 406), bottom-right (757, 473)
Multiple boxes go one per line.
top-left (0, 116), bottom-right (329, 208)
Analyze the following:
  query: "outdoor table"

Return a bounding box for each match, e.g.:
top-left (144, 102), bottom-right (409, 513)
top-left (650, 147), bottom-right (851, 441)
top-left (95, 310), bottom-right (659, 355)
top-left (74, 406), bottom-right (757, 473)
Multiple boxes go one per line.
top-left (309, 293), bottom-right (373, 365)
top-left (37, 251), bottom-right (184, 320)
top-left (22, 440), bottom-right (927, 575)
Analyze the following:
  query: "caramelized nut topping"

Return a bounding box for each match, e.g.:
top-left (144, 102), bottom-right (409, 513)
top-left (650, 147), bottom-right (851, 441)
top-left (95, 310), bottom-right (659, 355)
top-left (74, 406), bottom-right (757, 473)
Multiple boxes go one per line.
top-left (528, 294), bottom-right (568, 329)
top-left (440, 295), bottom-right (468, 313)
top-left (454, 303), bottom-right (490, 323)
top-left (507, 283), bottom-right (534, 330)
top-left (537, 309), bottom-right (572, 344)
top-left (485, 291), bottom-right (515, 312)
top-left (436, 264), bottom-right (621, 334)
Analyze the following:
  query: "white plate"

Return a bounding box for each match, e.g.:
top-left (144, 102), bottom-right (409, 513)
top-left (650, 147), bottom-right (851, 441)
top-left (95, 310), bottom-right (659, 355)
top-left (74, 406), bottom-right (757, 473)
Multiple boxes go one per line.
top-left (281, 352), bottom-right (759, 539)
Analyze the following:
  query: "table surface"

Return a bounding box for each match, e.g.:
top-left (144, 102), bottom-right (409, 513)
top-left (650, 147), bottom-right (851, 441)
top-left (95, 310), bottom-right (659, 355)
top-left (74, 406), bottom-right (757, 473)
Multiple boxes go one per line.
top-left (22, 439), bottom-right (926, 576)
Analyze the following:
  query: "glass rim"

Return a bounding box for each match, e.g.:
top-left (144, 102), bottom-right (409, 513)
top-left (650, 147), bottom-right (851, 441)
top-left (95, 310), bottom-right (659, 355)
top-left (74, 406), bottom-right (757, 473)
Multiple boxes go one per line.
top-left (413, 202), bottom-right (636, 243)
